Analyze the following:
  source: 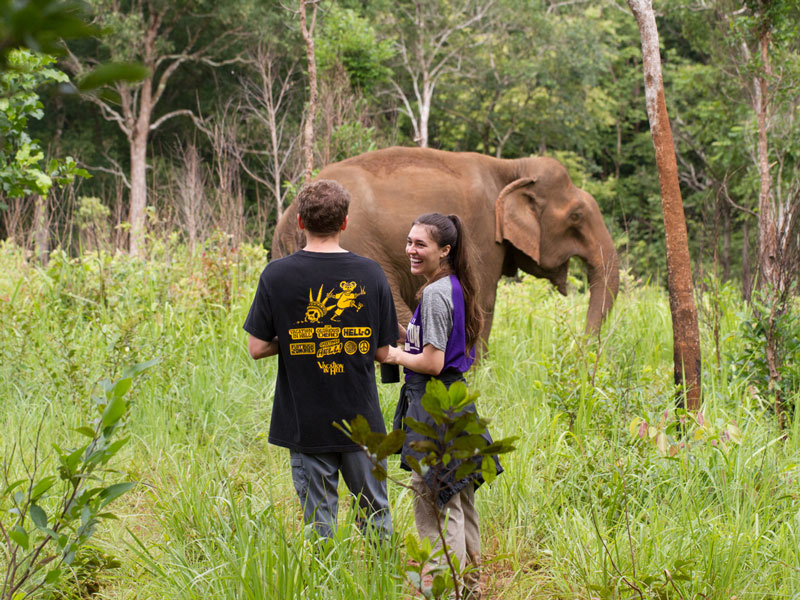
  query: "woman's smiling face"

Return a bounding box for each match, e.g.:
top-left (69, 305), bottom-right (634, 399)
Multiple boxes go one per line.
top-left (406, 224), bottom-right (450, 281)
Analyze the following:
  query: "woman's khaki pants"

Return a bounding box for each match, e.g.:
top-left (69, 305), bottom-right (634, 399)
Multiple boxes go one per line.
top-left (411, 472), bottom-right (481, 599)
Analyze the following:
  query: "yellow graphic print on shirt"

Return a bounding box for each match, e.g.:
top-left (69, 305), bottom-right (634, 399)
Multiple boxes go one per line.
top-left (302, 284), bottom-right (335, 323)
top-left (330, 281), bottom-right (366, 321)
top-left (294, 281), bottom-right (371, 374)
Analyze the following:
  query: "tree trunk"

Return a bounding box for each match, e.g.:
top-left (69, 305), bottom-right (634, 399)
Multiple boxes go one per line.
top-left (418, 79), bottom-right (432, 148)
top-left (722, 201), bottom-right (731, 282)
top-left (299, 0), bottom-right (318, 183)
top-left (628, 0), bottom-right (702, 411)
top-left (742, 218), bottom-right (751, 300)
top-left (752, 21), bottom-right (788, 429)
top-left (32, 194), bottom-right (49, 265)
top-left (755, 30), bottom-right (777, 292)
top-left (128, 103), bottom-right (151, 256)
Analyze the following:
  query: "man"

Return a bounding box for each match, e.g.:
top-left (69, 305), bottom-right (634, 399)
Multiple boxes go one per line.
top-left (244, 179), bottom-right (397, 540)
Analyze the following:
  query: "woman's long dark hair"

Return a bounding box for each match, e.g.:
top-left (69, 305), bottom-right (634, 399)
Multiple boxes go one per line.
top-left (414, 213), bottom-right (483, 352)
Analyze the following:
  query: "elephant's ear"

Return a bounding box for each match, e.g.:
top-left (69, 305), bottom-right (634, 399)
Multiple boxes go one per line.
top-left (495, 177), bottom-right (540, 263)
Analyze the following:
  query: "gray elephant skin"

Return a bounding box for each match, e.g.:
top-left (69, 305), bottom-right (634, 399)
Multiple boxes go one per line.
top-left (272, 146), bottom-right (619, 343)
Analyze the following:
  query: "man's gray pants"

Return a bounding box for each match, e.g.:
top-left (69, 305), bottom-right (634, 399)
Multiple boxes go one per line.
top-left (289, 450), bottom-right (392, 540)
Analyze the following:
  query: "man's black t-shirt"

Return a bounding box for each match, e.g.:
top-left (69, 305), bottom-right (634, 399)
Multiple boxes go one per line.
top-left (244, 250), bottom-right (398, 453)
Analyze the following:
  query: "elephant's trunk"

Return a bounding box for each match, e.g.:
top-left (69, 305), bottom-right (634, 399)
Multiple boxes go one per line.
top-left (585, 231), bottom-right (619, 335)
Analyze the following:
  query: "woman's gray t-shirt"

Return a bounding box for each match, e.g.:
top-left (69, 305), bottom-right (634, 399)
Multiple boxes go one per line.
top-left (417, 276), bottom-right (453, 352)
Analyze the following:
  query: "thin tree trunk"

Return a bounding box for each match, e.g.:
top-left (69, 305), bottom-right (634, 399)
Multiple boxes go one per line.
top-left (628, 0), bottom-right (702, 410)
top-left (419, 80), bottom-right (432, 148)
top-left (755, 29), bottom-right (777, 291)
top-left (299, 0), bottom-right (318, 183)
top-left (742, 218), bottom-right (751, 300)
top-left (722, 201), bottom-right (731, 282)
top-left (32, 194), bottom-right (49, 265)
top-left (128, 126), bottom-right (149, 256)
top-left (752, 21), bottom-right (787, 428)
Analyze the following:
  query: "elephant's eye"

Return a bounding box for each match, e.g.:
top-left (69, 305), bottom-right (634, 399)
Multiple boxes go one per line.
top-left (569, 211), bottom-right (583, 224)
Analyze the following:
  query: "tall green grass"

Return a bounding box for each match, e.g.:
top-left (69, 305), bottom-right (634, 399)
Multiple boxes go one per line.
top-left (1, 239), bottom-right (799, 599)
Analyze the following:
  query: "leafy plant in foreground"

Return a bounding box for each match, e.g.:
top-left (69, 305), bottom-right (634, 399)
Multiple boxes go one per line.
top-left (732, 283), bottom-right (800, 425)
top-left (0, 359), bottom-right (156, 599)
top-left (337, 379), bottom-right (517, 600)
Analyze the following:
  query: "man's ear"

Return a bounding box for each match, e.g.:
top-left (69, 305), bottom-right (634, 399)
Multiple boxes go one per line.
top-left (297, 214), bottom-right (305, 230)
top-left (340, 215), bottom-right (349, 231)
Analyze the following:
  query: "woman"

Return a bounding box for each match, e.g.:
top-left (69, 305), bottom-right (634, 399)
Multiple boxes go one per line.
top-left (384, 212), bottom-right (501, 599)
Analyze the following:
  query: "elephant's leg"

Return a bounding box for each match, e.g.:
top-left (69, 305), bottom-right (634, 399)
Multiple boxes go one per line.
top-left (475, 287), bottom-right (499, 360)
top-left (385, 275), bottom-right (413, 341)
top-left (478, 310), bottom-right (494, 355)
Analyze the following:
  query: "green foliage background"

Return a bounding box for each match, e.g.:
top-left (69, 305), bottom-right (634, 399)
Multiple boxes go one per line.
top-left (1, 0), bottom-right (794, 285)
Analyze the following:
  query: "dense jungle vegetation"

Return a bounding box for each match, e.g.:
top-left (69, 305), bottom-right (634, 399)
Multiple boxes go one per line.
top-left (1, 0), bottom-right (796, 286)
top-left (2, 0), bottom-right (800, 598)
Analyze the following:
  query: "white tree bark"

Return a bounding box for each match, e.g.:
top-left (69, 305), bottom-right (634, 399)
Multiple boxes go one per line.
top-left (239, 44), bottom-right (301, 224)
top-left (64, 3), bottom-right (240, 255)
top-left (388, 0), bottom-right (494, 148)
top-left (299, 0), bottom-right (319, 182)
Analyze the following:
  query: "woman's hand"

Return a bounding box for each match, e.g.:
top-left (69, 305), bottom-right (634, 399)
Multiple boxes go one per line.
top-left (382, 344), bottom-right (444, 375)
top-left (382, 345), bottom-right (401, 365)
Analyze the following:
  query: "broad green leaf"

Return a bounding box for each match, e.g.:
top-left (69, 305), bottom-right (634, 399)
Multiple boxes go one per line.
top-left (454, 461), bottom-right (477, 481)
top-left (431, 573), bottom-right (447, 597)
top-left (409, 440), bottom-right (437, 455)
top-left (444, 413), bottom-right (473, 443)
top-left (424, 378), bottom-right (448, 401)
top-left (30, 504), bottom-right (47, 529)
top-left (10, 526), bottom-right (29, 550)
top-left (420, 392), bottom-right (445, 421)
top-left (45, 567), bottom-right (61, 584)
top-left (482, 436), bottom-right (518, 454)
top-left (404, 417), bottom-right (438, 439)
top-left (110, 377), bottom-right (132, 399)
top-left (121, 357), bottom-right (159, 379)
top-left (78, 63), bottom-right (149, 91)
top-left (74, 426), bottom-right (96, 438)
top-left (98, 481), bottom-right (136, 509)
top-left (2, 478), bottom-right (27, 497)
top-left (405, 455), bottom-right (422, 474)
top-left (451, 434), bottom-right (487, 452)
top-left (463, 420), bottom-right (488, 435)
top-left (376, 429), bottom-right (404, 458)
top-left (31, 476), bottom-right (56, 500)
top-left (101, 395), bottom-right (127, 428)
top-left (447, 380), bottom-right (468, 408)
top-left (481, 456), bottom-right (497, 484)
top-left (344, 414), bottom-right (372, 443)
top-left (98, 437), bottom-right (129, 465)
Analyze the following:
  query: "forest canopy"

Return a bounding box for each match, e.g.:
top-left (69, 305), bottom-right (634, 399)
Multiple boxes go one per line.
top-left (0, 0), bottom-right (798, 289)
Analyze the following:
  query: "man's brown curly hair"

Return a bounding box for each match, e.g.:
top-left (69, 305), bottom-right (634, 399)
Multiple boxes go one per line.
top-left (297, 179), bottom-right (350, 235)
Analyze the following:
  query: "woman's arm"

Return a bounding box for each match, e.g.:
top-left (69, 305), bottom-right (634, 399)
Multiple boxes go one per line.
top-left (383, 343), bottom-right (445, 376)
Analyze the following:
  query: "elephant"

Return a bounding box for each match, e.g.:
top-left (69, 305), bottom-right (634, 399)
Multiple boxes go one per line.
top-left (272, 146), bottom-right (619, 344)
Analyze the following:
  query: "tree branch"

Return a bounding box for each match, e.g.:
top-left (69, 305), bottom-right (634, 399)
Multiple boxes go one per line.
top-left (149, 108), bottom-right (201, 132)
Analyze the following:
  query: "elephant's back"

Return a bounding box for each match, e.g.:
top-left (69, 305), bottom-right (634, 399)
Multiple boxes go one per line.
top-left (328, 146), bottom-right (474, 180)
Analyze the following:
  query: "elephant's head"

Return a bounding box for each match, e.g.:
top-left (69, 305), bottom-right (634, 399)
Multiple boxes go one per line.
top-left (495, 156), bottom-right (619, 333)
